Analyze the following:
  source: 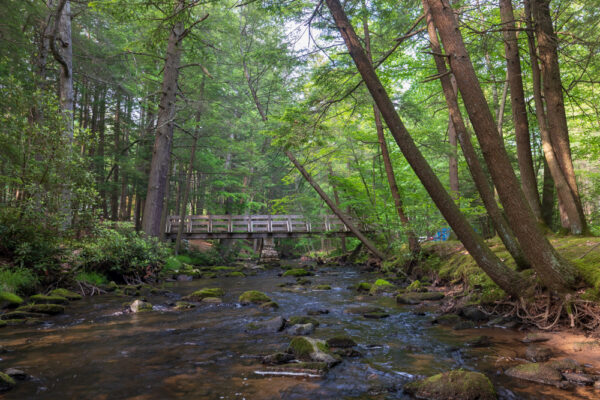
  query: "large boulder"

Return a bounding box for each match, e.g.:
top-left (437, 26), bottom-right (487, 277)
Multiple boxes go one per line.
top-left (29, 294), bottom-right (68, 304)
top-left (130, 299), bottom-right (153, 313)
top-left (505, 363), bottom-right (564, 387)
top-left (245, 316), bottom-right (285, 333)
top-left (404, 370), bottom-right (496, 400)
top-left (0, 292), bottom-right (24, 308)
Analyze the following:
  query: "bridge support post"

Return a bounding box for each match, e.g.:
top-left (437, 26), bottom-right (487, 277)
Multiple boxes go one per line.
top-left (259, 237), bottom-right (279, 263)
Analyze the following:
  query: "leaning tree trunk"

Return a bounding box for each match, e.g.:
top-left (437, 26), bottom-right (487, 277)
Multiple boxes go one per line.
top-left (531, 0), bottom-right (587, 234)
top-left (422, 0), bottom-right (529, 270)
top-left (426, 0), bottom-right (577, 292)
top-left (175, 126), bottom-right (199, 255)
top-left (325, 0), bottom-right (527, 297)
top-left (361, 6), bottom-right (420, 255)
top-left (142, 3), bottom-right (186, 237)
top-left (499, 0), bottom-right (542, 220)
top-left (524, 0), bottom-right (583, 235)
top-left (286, 151), bottom-right (385, 260)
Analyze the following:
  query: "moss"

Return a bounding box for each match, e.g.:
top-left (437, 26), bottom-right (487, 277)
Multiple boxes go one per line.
top-left (212, 266), bottom-right (237, 271)
top-left (51, 288), bottom-right (83, 300)
top-left (183, 288), bottom-right (225, 301)
top-left (296, 277), bottom-right (312, 285)
top-left (175, 301), bottom-right (196, 310)
top-left (282, 268), bottom-right (311, 277)
top-left (434, 314), bottom-right (461, 326)
top-left (404, 370), bottom-right (496, 400)
top-left (397, 292), bottom-right (444, 304)
top-left (406, 280), bottom-right (424, 292)
top-left (0, 371), bottom-right (16, 391)
top-left (288, 337), bottom-right (314, 359)
top-left (356, 282), bottom-right (372, 292)
top-left (316, 341), bottom-right (330, 353)
top-left (0, 320), bottom-right (6, 328)
top-left (30, 294), bottom-right (69, 304)
top-left (369, 279), bottom-right (395, 295)
top-left (259, 301), bottom-right (279, 310)
top-left (0, 291), bottom-right (24, 306)
top-left (1, 311), bottom-right (46, 320)
top-left (203, 272), bottom-right (217, 279)
top-left (239, 290), bottom-right (271, 304)
top-left (17, 303), bottom-right (65, 315)
top-left (288, 316), bottom-right (320, 327)
top-left (314, 284), bottom-right (331, 290)
top-left (373, 278), bottom-right (392, 287)
top-left (227, 271), bottom-right (245, 277)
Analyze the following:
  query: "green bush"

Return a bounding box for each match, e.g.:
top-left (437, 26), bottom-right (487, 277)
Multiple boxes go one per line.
top-left (75, 271), bottom-right (108, 286)
top-left (164, 257), bottom-right (183, 272)
top-left (175, 254), bottom-right (193, 265)
top-left (74, 222), bottom-right (169, 279)
top-left (0, 267), bottom-right (38, 294)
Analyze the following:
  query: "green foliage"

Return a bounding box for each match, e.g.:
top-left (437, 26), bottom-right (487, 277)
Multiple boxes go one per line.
top-left (74, 222), bottom-right (169, 279)
top-left (75, 271), bottom-right (108, 286)
top-left (164, 257), bottom-right (183, 272)
top-left (0, 267), bottom-right (39, 295)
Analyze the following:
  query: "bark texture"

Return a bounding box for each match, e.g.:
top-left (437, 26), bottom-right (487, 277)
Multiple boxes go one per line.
top-left (499, 0), bottom-right (542, 220)
top-left (325, 0), bottom-right (527, 297)
top-left (423, 0), bottom-right (529, 270)
top-left (427, 0), bottom-right (577, 292)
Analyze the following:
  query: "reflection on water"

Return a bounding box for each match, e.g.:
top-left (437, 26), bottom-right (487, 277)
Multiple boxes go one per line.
top-left (0, 264), bottom-right (597, 399)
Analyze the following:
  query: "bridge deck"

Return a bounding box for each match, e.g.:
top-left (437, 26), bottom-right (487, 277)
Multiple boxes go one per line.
top-left (165, 214), bottom-right (359, 239)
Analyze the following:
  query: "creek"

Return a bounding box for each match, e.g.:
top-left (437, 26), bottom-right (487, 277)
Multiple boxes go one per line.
top-left (0, 262), bottom-right (597, 399)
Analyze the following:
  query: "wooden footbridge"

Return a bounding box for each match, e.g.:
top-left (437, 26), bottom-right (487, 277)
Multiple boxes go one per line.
top-left (165, 214), bottom-right (362, 239)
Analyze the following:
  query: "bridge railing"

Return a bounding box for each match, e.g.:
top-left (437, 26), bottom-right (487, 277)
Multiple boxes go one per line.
top-left (166, 214), bottom-right (354, 234)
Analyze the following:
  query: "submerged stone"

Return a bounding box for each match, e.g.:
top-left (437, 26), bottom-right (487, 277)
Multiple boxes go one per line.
top-left (4, 368), bottom-right (28, 381)
top-left (287, 336), bottom-right (339, 366)
top-left (262, 352), bottom-right (295, 365)
top-left (460, 306), bottom-right (487, 321)
top-left (0, 311), bottom-right (46, 320)
top-left (286, 322), bottom-right (315, 335)
top-left (239, 290), bottom-right (271, 305)
top-left (50, 288), bottom-right (83, 300)
top-left (314, 284), bottom-right (331, 290)
top-left (0, 372), bottom-right (15, 393)
top-left (259, 301), bottom-right (279, 310)
top-left (396, 292), bottom-right (444, 305)
top-left (29, 294), bottom-right (69, 304)
top-left (245, 316), bottom-right (285, 333)
top-left (17, 304), bottom-right (65, 315)
top-left (201, 297), bottom-right (222, 304)
top-left (326, 336), bottom-right (357, 348)
top-left (183, 288), bottom-right (225, 301)
top-left (287, 316), bottom-right (320, 327)
top-left (307, 309), bottom-right (329, 315)
top-left (356, 282), bottom-right (372, 292)
top-left (404, 370), bottom-right (496, 400)
top-left (174, 301), bottom-right (196, 310)
top-left (282, 268), bottom-right (311, 277)
top-left (129, 299), bottom-right (153, 313)
top-left (505, 362), bottom-right (563, 386)
top-left (525, 345), bottom-right (554, 362)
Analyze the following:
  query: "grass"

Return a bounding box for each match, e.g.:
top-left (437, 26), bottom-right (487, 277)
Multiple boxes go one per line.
top-left (75, 271), bottom-right (108, 286)
top-left (0, 267), bottom-right (38, 294)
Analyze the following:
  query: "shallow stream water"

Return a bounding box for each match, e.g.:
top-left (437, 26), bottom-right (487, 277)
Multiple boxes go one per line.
top-left (1, 263), bottom-right (597, 399)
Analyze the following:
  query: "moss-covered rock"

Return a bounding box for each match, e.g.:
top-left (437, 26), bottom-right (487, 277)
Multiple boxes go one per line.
top-left (104, 281), bottom-right (118, 292)
top-left (505, 362), bottom-right (563, 386)
top-left (174, 301), bottom-right (196, 310)
top-left (50, 288), bottom-right (83, 300)
top-left (259, 301), bottom-right (279, 310)
top-left (525, 345), bottom-right (553, 362)
top-left (326, 336), bottom-right (357, 348)
top-left (129, 299), bottom-right (153, 313)
top-left (0, 372), bottom-right (15, 393)
top-left (183, 288), bottom-right (225, 301)
top-left (30, 294), bottom-right (69, 304)
top-left (0, 311), bottom-right (46, 320)
top-left (245, 316), bottom-right (285, 333)
top-left (239, 290), bottom-right (271, 305)
top-left (344, 305), bottom-right (386, 316)
top-left (404, 370), bottom-right (496, 400)
top-left (296, 277), bottom-right (312, 285)
top-left (313, 284), bottom-right (331, 290)
top-left (369, 279), bottom-right (395, 295)
top-left (17, 304), bottom-right (65, 315)
top-left (433, 314), bottom-right (461, 326)
top-left (282, 268), bottom-right (311, 277)
top-left (201, 297), bottom-right (222, 304)
top-left (262, 352), bottom-right (295, 365)
top-left (287, 336), bottom-right (339, 365)
top-left (226, 271), bottom-right (245, 277)
top-left (396, 292), bottom-right (444, 305)
top-left (0, 292), bottom-right (24, 307)
top-left (356, 282), bottom-right (372, 292)
top-left (406, 280), bottom-right (426, 292)
top-left (0, 320), bottom-right (6, 328)
top-left (287, 316), bottom-right (320, 327)
top-left (203, 272), bottom-right (217, 279)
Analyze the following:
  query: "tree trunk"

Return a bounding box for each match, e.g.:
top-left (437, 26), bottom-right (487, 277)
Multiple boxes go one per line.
top-left (159, 161), bottom-right (173, 242)
top-left (361, 7), bottom-right (420, 255)
top-left (286, 151), bottom-right (385, 260)
top-left (541, 158), bottom-right (555, 227)
top-left (448, 117), bottom-right (459, 197)
top-left (325, 0), bottom-right (527, 297)
top-left (531, 0), bottom-right (587, 234)
top-left (175, 129), bottom-right (199, 255)
top-left (422, 0), bottom-right (529, 270)
top-left (142, 2), bottom-right (186, 237)
top-left (111, 93), bottom-right (121, 221)
top-left (499, 0), bottom-right (542, 220)
top-left (427, 0), bottom-right (577, 292)
top-left (97, 87), bottom-right (108, 218)
top-left (524, 0), bottom-right (583, 234)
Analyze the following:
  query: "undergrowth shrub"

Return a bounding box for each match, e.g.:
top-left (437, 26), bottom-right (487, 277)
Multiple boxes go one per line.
top-left (0, 267), bottom-right (39, 294)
